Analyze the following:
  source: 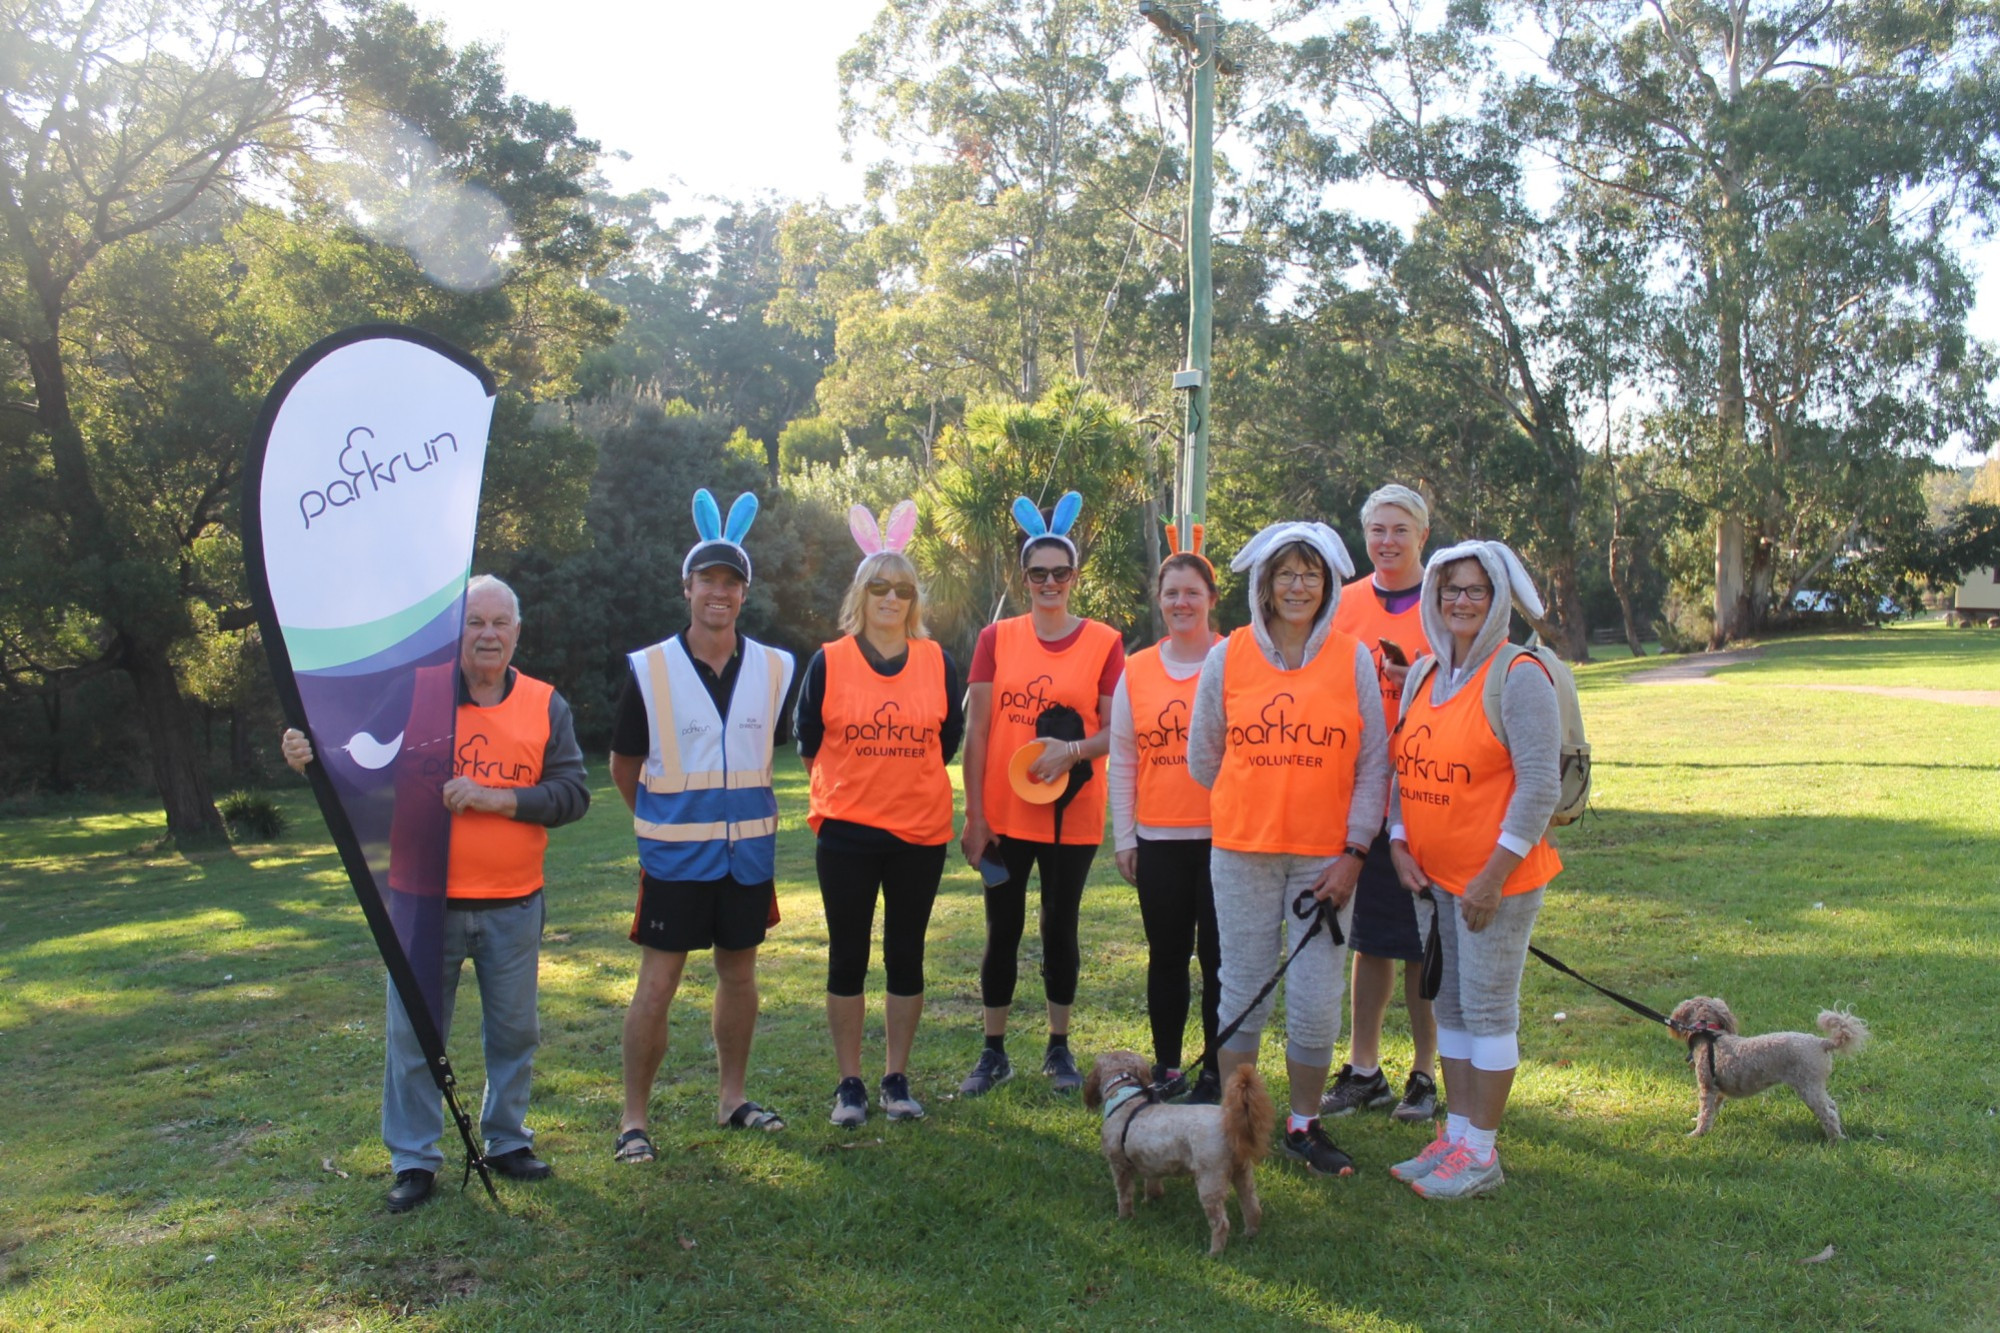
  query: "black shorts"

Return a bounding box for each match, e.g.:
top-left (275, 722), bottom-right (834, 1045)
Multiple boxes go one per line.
top-left (1347, 829), bottom-right (1423, 962)
top-left (629, 873), bottom-right (773, 953)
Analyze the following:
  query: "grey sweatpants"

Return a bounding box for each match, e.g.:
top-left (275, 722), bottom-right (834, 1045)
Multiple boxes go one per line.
top-left (1432, 887), bottom-right (1544, 1072)
top-left (1210, 847), bottom-right (1353, 1068)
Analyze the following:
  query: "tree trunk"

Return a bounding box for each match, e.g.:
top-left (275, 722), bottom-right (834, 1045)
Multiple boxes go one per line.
top-left (123, 633), bottom-right (226, 843)
top-left (1712, 514), bottom-right (1750, 647)
top-left (1545, 550), bottom-right (1592, 663)
top-left (1606, 459), bottom-right (1646, 656)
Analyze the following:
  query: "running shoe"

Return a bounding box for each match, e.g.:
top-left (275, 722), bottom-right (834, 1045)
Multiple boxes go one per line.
top-left (830, 1075), bottom-right (868, 1127)
top-left (1391, 1070), bottom-right (1439, 1123)
top-left (1389, 1126), bottom-right (1457, 1183)
top-left (1411, 1144), bottom-right (1505, 1199)
top-left (1280, 1119), bottom-right (1355, 1177)
top-left (1320, 1063), bottom-right (1395, 1116)
top-left (959, 1046), bottom-right (1013, 1096)
top-left (1042, 1044), bottom-right (1083, 1093)
top-left (879, 1072), bottom-right (925, 1121)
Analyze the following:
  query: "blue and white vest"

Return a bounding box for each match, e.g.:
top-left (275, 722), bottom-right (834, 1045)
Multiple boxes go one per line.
top-left (628, 634), bottom-right (795, 885)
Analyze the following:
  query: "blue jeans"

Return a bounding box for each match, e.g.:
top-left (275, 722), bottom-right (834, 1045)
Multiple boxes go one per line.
top-left (383, 892), bottom-right (544, 1174)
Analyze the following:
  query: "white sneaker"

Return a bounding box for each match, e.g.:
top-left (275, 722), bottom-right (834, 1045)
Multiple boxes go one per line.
top-left (1411, 1144), bottom-right (1504, 1199)
top-left (1389, 1126), bottom-right (1457, 1183)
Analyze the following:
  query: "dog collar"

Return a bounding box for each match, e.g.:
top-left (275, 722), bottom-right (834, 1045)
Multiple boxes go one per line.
top-left (1100, 1075), bottom-right (1146, 1120)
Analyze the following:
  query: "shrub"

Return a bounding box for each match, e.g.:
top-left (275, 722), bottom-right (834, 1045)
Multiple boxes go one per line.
top-left (220, 791), bottom-right (285, 842)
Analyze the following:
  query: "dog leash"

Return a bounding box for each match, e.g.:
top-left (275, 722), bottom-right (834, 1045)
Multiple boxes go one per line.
top-left (1527, 944), bottom-right (1721, 1079)
top-left (1152, 889), bottom-right (1344, 1101)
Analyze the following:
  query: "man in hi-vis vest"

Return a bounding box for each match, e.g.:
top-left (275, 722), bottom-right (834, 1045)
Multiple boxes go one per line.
top-left (610, 491), bottom-right (798, 1161)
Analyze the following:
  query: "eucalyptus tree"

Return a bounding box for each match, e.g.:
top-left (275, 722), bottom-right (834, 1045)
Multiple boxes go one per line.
top-left (1516, 0), bottom-right (2000, 644)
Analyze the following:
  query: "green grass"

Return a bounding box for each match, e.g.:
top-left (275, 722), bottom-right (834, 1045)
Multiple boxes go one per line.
top-left (3, 622), bottom-right (1998, 1330)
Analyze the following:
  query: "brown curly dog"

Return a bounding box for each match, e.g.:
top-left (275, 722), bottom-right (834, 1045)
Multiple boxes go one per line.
top-left (1670, 996), bottom-right (1869, 1143)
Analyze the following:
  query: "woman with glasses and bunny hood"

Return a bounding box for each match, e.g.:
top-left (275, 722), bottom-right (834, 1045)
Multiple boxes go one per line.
top-left (793, 501), bottom-right (964, 1127)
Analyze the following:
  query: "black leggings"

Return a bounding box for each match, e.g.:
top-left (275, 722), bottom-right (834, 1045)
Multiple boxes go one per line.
top-left (1135, 837), bottom-right (1221, 1071)
top-left (980, 836), bottom-right (1098, 1009)
top-left (818, 838), bottom-right (948, 997)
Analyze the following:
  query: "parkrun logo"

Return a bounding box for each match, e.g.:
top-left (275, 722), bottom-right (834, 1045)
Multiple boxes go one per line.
top-left (843, 701), bottom-right (938, 759)
top-left (298, 426), bottom-right (461, 529)
top-left (842, 701), bottom-right (939, 748)
top-left (455, 733), bottom-right (535, 783)
top-left (1136, 698), bottom-right (1190, 759)
top-left (997, 674), bottom-right (1057, 718)
top-left (1228, 693), bottom-right (1347, 752)
top-left (1395, 725), bottom-right (1472, 786)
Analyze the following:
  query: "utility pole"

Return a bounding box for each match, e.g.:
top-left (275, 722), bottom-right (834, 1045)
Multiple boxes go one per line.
top-left (1140, 0), bottom-right (1230, 538)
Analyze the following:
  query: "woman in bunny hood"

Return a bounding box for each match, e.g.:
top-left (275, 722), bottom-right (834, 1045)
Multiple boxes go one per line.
top-left (1185, 521), bottom-right (1390, 1177)
top-left (1384, 541), bottom-right (1563, 1201)
top-left (794, 502), bottom-right (964, 1127)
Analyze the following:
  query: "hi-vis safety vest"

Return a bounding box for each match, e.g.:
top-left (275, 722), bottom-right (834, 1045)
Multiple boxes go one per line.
top-left (1331, 575), bottom-right (1431, 748)
top-left (628, 634), bottom-right (796, 885)
top-left (1208, 626), bottom-right (1367, 857)
top-left (1123, 641), bottom-right (1215, 829)
top-left (447, 671), bottom-right (554, 899)
top-left (807, 635), bottom-right (954, 846)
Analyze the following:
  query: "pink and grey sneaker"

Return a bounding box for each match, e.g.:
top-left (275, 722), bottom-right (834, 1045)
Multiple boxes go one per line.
top-left (1388, 1126), bottom-right (1458, 1183)
top-left (1411, 1143), bottom-right (1505, 1199)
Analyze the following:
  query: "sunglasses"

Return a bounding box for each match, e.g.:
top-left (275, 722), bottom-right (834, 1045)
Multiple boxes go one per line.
top-left (866, 579), bottom-right (918, 601)
top-left (1025, 565), bottom-right (1076, 586)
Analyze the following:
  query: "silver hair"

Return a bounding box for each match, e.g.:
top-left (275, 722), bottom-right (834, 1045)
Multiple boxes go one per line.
top-left (1360, 484), bottom-right (1430, 532)
top-left (466, 573), bottom-right (522, 621)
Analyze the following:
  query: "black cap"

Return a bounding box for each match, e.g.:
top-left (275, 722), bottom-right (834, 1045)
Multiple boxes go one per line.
top-left (683, 540), bottom-right (751, 582)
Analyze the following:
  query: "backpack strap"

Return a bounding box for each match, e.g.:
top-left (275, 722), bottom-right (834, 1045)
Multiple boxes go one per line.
top-left (1397, 654), bottom-right (1440, 732)
top-left (1481, 644), bottom-right (1555, 749)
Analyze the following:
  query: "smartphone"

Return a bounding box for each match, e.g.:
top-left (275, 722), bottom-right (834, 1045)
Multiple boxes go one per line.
top-left (978, 846), bottom-right (1011, 888)
top-left (1378, 638), bottom-right (1408, 667)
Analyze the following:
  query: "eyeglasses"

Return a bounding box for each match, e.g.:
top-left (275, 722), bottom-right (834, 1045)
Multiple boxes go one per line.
top-left (1025, 566), bottom-right (1076, 586)
top-left (1439, 584), bottom-right (1493, 603)
top-left (1271, 569), bottom-right (1324, 589)
top-left (865, 579), bottom-right (917, 601)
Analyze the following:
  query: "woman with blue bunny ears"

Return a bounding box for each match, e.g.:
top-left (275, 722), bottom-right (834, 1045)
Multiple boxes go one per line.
top-left (957, 491), bottom-right (1125, 1097)
top-left (1186, 521), bottom-right (1390, 1178)
top-left (794, 501), bottom-right (965, 1127)
top-left (609, 489), bottom-right (800, 1160)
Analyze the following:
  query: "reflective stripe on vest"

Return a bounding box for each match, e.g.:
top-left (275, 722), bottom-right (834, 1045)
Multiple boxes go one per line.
top-left (1208, 626), bottom-right (1365, 857)
top-left (1123, 642), bottom-right (1213, 829)
top-left (445, 672), bottom-right (555, 899)
top-left (980, 615), bottom-right (1119, 845)
top-left (1393, 652), bottom-right (1562, 897)
top-left (628, 635), bottom-right (795, 884)
top-left (807, 636), bottom-right (954, 846)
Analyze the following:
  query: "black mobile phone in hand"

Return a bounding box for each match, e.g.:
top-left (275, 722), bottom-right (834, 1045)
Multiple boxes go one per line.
top-left (979, 846), bottom-right (1011, 888)
top-left (1379, 638), bottom-right (1409, 667)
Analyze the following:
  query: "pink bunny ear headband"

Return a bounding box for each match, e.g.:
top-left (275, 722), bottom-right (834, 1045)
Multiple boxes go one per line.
top-left (849, 500), bottom-right (918, 563)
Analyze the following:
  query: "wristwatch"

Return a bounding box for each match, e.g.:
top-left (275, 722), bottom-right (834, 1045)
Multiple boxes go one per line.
top-left (1342, 843), bottom-right (1369, 862)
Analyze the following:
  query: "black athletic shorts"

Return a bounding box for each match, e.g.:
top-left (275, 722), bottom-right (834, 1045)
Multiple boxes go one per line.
top-left (629, 872), bottom-right (773, 953)
top-left (1347, 829), bottom-right (1423, 962)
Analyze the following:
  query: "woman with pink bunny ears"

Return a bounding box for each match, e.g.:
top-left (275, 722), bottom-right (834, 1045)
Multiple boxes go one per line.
top-left (793, 499), bottom-right (964, 1126)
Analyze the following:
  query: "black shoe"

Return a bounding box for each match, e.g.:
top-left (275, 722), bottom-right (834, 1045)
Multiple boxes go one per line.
top-left (1281, 1120), bottom-right (1356, 1177)
top-left (486, 1148), bottom-right (552, 1181)
top-left (1152, 1064), bottom-right (1188, 1099)
top-left (385, 1168), bottom-right (436, 1213)
top-left (959, 1046), bottom-right (1013, 1096)
top-left (1320, 1063), bottom-right (1395, 1116)
top-left (1042, 1044), bottom-right (1083, 1093)
top-left (1185, 1065), bottom-right (1223, 1105)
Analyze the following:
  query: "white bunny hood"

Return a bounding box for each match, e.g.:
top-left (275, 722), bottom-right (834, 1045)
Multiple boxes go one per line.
top-left (1230, 520), bottom-right (1357, 666)
top-left (1418, 539), bottom-right (1544, 688)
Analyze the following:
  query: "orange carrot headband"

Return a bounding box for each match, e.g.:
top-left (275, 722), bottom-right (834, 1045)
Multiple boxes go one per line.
top-left (1161, 520), bottom-right (1212, 575)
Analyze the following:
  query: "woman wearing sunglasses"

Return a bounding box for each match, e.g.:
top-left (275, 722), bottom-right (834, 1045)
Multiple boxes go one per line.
top-left (957, 493), bottom-right (1124, 1096)
top-left (796, 518), bottom-right (963, 1127)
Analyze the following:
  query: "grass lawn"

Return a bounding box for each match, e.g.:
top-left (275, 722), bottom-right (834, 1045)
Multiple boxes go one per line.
top-left (3, 622), bottom-right (1998, 1330)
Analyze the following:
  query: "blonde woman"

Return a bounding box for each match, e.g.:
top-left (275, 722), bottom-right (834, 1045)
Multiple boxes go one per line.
top-left (796, 505), bottom-right (962, 1126)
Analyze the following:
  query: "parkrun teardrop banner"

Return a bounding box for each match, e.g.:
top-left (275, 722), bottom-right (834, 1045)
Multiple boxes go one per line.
top-left (242, 324), bottom-right (499, 1197)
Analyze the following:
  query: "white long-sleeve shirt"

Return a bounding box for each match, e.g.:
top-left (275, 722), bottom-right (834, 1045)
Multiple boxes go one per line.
top-left (1108, 646), bottom-right (1212, 854)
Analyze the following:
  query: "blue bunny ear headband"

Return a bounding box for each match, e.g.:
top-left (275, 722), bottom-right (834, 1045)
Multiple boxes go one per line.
top-left (682, 488), bottom-right (760, 581)
top-left (1011, 491), bottom-right (1082, 566)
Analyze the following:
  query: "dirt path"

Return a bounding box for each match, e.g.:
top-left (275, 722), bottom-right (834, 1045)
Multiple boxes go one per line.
top-left (1791, 684), bottom-right (2000, 707)
top-left (1628, 648), bottom-right (1763, 685)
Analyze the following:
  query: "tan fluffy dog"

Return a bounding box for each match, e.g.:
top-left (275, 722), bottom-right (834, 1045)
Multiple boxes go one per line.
top-left (1669, 997), bottom-right (1869, 1142)
top-left (1081, 1050), bottom-right (1275, 1255)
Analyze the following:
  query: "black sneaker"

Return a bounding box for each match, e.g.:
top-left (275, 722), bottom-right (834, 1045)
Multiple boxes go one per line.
top-left (1392, 1070), bottom-right (1439, 1122)
top-left (385, 1168), bottom-right (435, 1213)
top-left (1281, 1120), bottom-right (1356, 1177)
top-left (830, 1075), bottom-right (868, 1127)
top-left (1152, 1064), bottom-right (1187, 1099)
top-left (1185, 1064), bottom-right (1223, 1105)
top-left (959, 1046), bottom-right (1013, 1096)
top-left (1320, 1063), bottom-right (1395, 1116)
top-left (879, 1072), bottom-right (925, 1121)
top-left (1042, 1044), bottom-right (1083, 1093)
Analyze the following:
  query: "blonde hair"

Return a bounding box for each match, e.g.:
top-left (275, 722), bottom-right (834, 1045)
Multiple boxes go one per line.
top-left (838, 551), bottom-right (929, 639)
top-left (1360, 484), bottom-right (1430, 532)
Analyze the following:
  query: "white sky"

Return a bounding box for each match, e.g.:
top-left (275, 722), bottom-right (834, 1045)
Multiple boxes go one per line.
top-left (409, 0), bottom-right (1997, 460)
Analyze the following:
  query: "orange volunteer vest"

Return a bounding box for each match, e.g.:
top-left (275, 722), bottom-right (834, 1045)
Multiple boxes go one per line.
top-left (981, 615), bottom-right (1120, 845)
top-left (1208, 627), bottom-right (1367, 857)
top-left (447, 671), bottom-right (554, 900)
top-left (808, 636), bottom-right (955, 846)
top-left (1331, 575), bottom-right (1431, 741)
top-left (1123, 641), bottom-right (1216, 829)
top-left (1393, 653), bottom-right (1562, 897)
